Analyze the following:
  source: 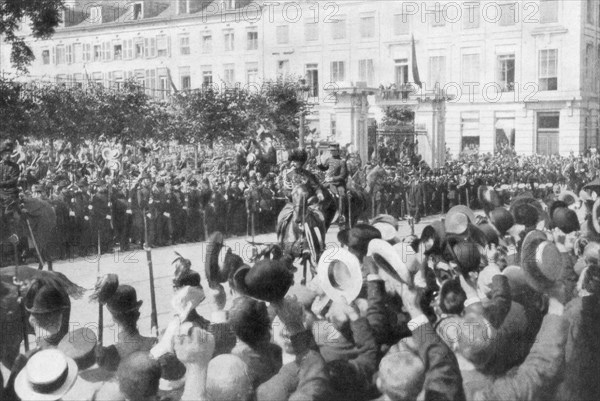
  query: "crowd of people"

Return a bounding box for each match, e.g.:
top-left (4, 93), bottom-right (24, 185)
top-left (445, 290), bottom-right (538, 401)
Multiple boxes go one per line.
top-left (2, 139), bottom-right (600, 400)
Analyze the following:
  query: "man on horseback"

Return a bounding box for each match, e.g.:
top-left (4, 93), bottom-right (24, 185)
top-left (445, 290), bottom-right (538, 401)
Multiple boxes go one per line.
top-left (318, 143), bottom-right (348, 228)
top-left (0, 140), bottom-right (21, 233)
top-left (283, 148), bottom-right (325, 204)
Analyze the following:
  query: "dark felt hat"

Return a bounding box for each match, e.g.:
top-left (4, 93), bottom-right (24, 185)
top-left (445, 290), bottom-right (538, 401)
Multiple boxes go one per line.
top-left (106, 285), bottom-right (142, 315)
top-left (513, 203), bottom-right (539, 227)
top-left (552, 207), bottom-right (580, 234)
top-left (337, 224), bottom-right (381, 258)
top-left (25, 283), bottom-right (69, 314)
top-left (488, 207), bottom-right (514, 236)
top-left (520, 230), bottom-right (562, 292)
top-left (173, 270), bottom-right (201, 289)
top-left (439, 278), bottom-right (467, 315)
top-left (232, 258), bottom-right (295, 303)
top-left (205, 232), bottom-right (245, 287)
top-left (476, 223), bottom-right (500, 246)
top-left (447, 239), bottom-right (481, 276)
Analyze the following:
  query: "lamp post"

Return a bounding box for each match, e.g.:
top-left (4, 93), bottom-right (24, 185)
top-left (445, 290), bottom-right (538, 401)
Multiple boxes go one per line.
top-left (297, 78), bottom-right (310, 148)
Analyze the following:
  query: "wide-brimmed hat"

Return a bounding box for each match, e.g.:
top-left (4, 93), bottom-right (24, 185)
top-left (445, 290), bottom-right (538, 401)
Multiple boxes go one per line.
top-left (233, 258), bottom-right (294, 303)
top-left (205, 232), bottom-right (244, 287)
top-left (58, 327), bottom-right (97, 371)
top-left (106, 285), bottom-right (143, 315)
top-left (366, 239), bottom-right (411, 285)
top-left (445, 212), bottom-right (469, 235)
top-left (25, 284), bottom-right (69, 314)
top-left (446, 239), bottom-right (481, 276)
top-left (370, 215), bottom-right (399, 242)
top-left (520, 230), bottom-right (562, 292)
top-left (478, 186), bottom-right (501, 213)
top-left (558, 191), bottom-right (579, 206)
top-left (337, 223), bottom-right (381, 258)
top-left (317, 247), bottom-right (362, 302)
top-left (15, 349), bottom-right (79, 401)
top-left (447, 205), bottom-right (476, 225)
top-left (476, 223), bottom-right (500, 246)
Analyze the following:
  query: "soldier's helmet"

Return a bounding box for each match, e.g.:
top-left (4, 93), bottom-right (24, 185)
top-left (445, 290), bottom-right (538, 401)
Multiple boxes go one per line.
top-left (289, 148), bottom-right (308, 164)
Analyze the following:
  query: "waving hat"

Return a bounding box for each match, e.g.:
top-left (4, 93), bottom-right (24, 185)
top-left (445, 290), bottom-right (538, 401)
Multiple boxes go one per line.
top-left (317, 247), bottom-right (363, 303)
top-left (520, 230), bottom-right (562, 292)
top-left (205, 232), bottom-right (244, 287)
top-left (478, 186), bottom-right (501, 214)
top-left (366, 239), bottom-right (411, 285)
top-left (558, 190), bottom-right (579, 207)
top-left (233, 258), bottom-right (294, 303)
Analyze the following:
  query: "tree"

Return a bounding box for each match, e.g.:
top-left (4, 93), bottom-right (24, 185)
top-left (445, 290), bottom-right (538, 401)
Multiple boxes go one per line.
top-left (1, 0), bottom-right (64, 73)
top-left (0, 78), bottom-right (35, 139)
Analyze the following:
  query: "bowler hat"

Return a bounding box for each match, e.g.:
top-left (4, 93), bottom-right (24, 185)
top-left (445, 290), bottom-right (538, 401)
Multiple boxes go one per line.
top-left (520, 230), bottom-right (562, 292)
top-left (337, 224), bottom-right (381, 258)
top-left (552, 207), bottom-right (580, 234)
top-left (106, 285), bottom-right (143, 315)
top-left (488, 207), bottom-right (514, 236)
top-left (25, 284), bottom-right (69, 314)
top-left (233, 258), bottom-right (294, 303)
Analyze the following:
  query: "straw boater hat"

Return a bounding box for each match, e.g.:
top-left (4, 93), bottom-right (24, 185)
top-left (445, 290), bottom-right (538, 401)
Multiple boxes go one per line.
top-left (15, 349), bottom-right (79, 401)
top-left (370, 215), bottom-right (399, 242)
top-left (520, 230), bottom-right (563, 292)
top-left (317, 247), bottom-right (363, 303)
top-left (366, 239), bottom-right (412, 285)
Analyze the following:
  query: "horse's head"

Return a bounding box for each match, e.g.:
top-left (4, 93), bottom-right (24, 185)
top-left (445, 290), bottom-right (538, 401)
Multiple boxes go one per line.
top-left (291, 185), bottom-right (310, 225)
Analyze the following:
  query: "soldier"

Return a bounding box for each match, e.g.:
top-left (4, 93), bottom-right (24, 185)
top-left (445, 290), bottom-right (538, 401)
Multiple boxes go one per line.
top-left (318, 143), bottom-right (349, 228)
top-left (91, 182), bottom-right (113, 253)
top-left (170, 178), bottom-right (186, 244)
top-left (185, 178), bottom-right (203, 243)
top-left (0, 140), bottom-right (20, 232)
top-left (283, 148), bottom-right (326, 203)
top-left (199, 178), bottom-right (213, 240)
top-left (153, 179), bottom-right (172, 247)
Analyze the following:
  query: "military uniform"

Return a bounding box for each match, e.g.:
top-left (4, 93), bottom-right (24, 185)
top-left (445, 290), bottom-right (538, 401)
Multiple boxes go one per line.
top-left (318, 144), bottom-right (348, 225)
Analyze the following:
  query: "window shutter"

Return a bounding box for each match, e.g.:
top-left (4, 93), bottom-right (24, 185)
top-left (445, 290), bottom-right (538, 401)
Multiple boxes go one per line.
top-left (52, 47), bottom-right (56, 65)
top-left (144, 38), bottom-right (149, 58)
top-left (167, 36), bottom-right (171, 57)
top-left (151, 37), bottom-right (156, 57)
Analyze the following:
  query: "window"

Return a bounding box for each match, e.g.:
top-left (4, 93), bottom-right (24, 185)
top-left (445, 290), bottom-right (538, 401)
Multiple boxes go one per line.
top-left (202, 66), bottom-right (213, 87)
top-left (89, 6), bottom-right (102, 23)
top-left (72, 43), bottom-right (82, 63)
top-left (497, 54), bottom-right (515, 91)
top-left (73, 74), bottom-right (84, 88)
top-left (83, 44), bottom-right (91, 62)
top-left (66, 45), bottom-right (72, 64)
top-left (277, 60), bottom-right (289, 76)
top-left (305, 21), bottom-right (319, 41)
top-left (461, 112), bottom-right (480, 152)
top-left (246, 62), bottom-right (259, 84)
top-left (111, 71), bottom-right (124, 90)
top-left (145, 69), bottom-right (156, 96)
top-left (180, 67), bottom-right (191, 91)
top-left (177, 0), bottom-right (189, 14)
top-left (331, 17), bottom-right (346, 40)
top-left (276, 26), bottom-right (289, 44)
top-left (306, 64), bottom-right (319, 97)
top-left (202, 34), bottom-right (212, 53)
top-left (247, 31), bottom-right (258, 50)
top-left (180, 35), bottom-right (190, 55)
top-left (499, 3), bottom-right (517, 26)
top-left (156, 36), bottom-right (169, 57)
top-left (464, 3), bottom-right (480, 29)
top-left (93, 45), bottom-right (101, 62)
top-left (225, 0), bottom-right (236, 10)
top-left (495, 114), bottom-right (516, 150)
top-left (224, 64), bottom-right (235, 84)
top-left (539, 49), bottom-right (558, 91)
top-left (134, 39), bottom-right (144, 58)
top-left (360, 15), bottom-right (375, 38)
top-left (331, 61), bottom-right (345, 82)
top-left (145, 37), bottom-right (156, 58)
top-left (587, 0), bottom-right (595, 25)
top-left (132, 3), bottom-right (142, 20)
top-left (394, 14), bottom-right (410, 35)
top-left (134, 70), bottom-right (145, 87)
top-left (158, 74), bottom-right (170, 99)
top-left (56, 45), bottom-right (66, 65)
top-left (462, 53), bottom-right (480, 88)
top-left (92, 72), bottom-right (103, 86)
top-left (358, 59), bottom-right (374, 85)
top-left (42, 49), bottom-right (50, 65)
top-left (102, 42), bottom-right (112, 61)
top-left (123, 39), bottom-right (133, 60)
top-left (395, 59), bottom-right (409, 86)
top-left (539, 0), bottom-right (558, 23)
top-left (537, 112), bottom-right (560, 155)
top-left (428, 55), bottom-right (446, 86)
top-left (113, 43), bottom-right (122, 60)
top-left (224, 31), bottom-right (234, 51)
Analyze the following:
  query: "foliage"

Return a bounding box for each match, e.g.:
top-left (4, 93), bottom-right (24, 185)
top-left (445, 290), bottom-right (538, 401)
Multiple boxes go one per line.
top-left (1, 0), bottom-right (64, 73)
top-left (0, 78), bottom-right (35, 139)
top-left (381, 106), bottom-right (415, 129)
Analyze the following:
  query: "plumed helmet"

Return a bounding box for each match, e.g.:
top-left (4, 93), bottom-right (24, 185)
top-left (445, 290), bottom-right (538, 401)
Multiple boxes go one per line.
top-left (288, 148), bottom-right (308, 164)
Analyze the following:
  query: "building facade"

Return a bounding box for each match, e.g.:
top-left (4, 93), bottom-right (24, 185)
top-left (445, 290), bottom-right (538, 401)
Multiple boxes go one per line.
top-left (1, 0), bottom-right (599, 162)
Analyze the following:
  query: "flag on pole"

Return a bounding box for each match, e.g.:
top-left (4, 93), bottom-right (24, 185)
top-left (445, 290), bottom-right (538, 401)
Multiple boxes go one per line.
top-left (166, 67), bottom-right (179, 93)
top-left (411, 34), bottom-right (422, 89)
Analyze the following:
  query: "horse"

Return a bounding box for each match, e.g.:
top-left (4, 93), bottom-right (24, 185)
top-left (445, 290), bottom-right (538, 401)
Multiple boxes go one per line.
top-left (276, 184), bottom-right (329, 282)
top-left (1, 196), bottom-right (56, 270)
top-left (0, 264), bottom-right (85, 369)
